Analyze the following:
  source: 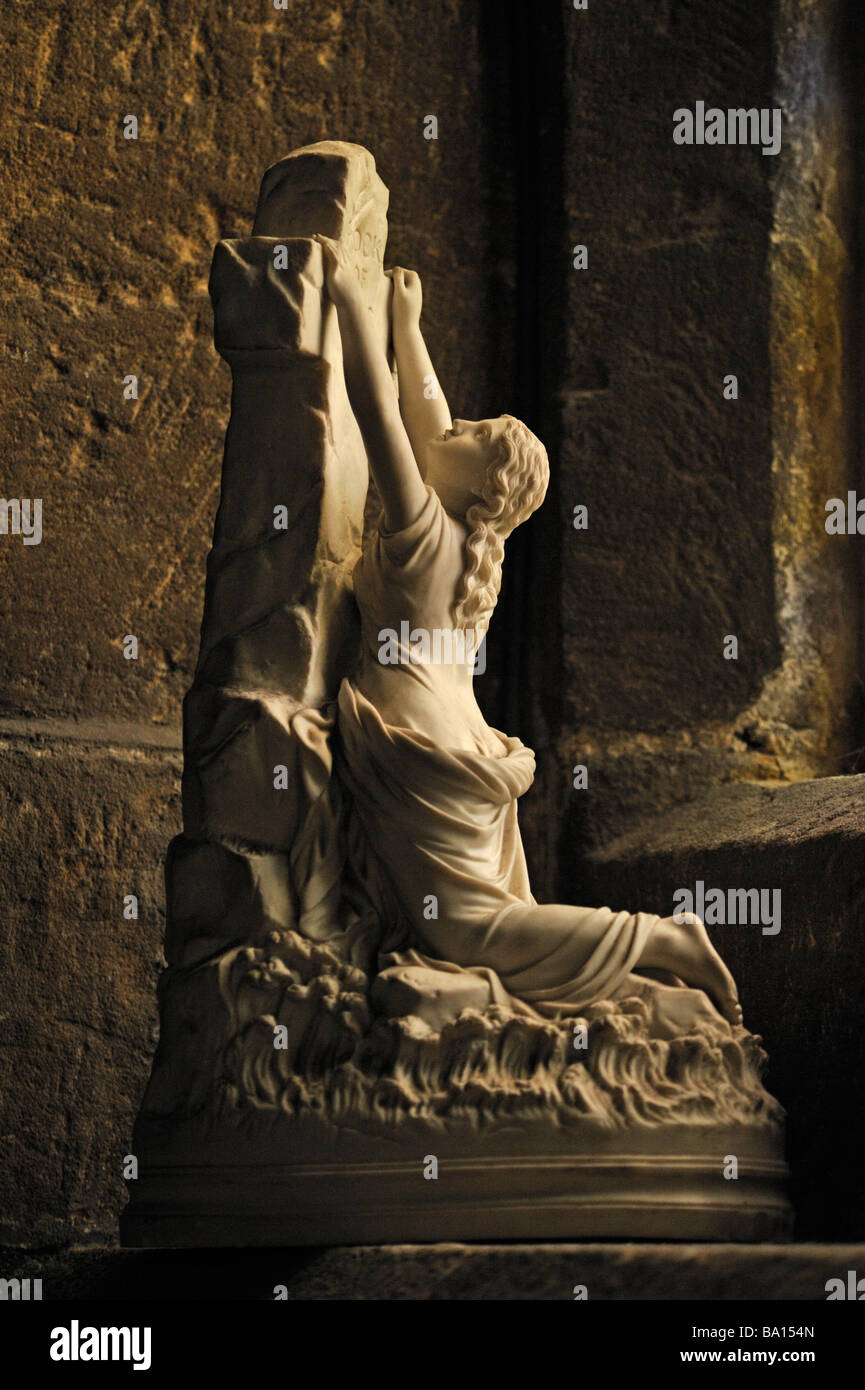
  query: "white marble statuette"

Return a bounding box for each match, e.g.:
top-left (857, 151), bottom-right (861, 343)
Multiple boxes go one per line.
top-left (123, 142), bottom-right (791, 1246)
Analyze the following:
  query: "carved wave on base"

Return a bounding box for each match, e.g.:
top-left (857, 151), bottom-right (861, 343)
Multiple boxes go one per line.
top-left (141, 926), bottom-right (784, 1136)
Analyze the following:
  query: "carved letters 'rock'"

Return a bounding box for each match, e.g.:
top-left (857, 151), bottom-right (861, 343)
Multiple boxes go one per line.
top-left (123, 143), bottom-right (791, 1246)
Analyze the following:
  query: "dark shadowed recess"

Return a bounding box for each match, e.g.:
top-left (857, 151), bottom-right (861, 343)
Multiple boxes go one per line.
top-left (476, 2), bottom-right (566, 753)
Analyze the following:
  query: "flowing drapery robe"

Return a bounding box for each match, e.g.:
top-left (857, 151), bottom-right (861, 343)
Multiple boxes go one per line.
top-left (327, 485), bottom-right (661, 1019)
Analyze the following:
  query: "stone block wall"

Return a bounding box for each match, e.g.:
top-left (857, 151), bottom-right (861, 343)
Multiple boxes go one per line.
top-left (0, 0), bottom-right (515, 1246)
top-left (1, 0), bottom-right (863, 1244)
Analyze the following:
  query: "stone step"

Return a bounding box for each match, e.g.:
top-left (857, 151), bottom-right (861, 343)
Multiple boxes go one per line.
top-left (4, 1242), bottom-right (864, 1301)
top-left (586, 775), bottom-right (865, 1240)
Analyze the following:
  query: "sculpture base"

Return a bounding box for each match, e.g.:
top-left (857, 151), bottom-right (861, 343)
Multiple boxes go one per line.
top-left (121, 1118), bottom-right (792, 1246)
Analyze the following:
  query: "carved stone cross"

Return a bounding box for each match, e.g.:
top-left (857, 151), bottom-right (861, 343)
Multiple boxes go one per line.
top-left (182, 142), bottom-right (390, 853)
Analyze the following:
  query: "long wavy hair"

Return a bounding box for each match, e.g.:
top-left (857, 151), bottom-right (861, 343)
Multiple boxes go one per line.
top-left (453, 415), bottom-right (549, 633)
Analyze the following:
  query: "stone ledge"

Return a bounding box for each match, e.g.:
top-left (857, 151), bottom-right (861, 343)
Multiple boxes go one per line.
top-left (589, 774), bottom-right (865, 864)
top-left (3, 1242), bottom-right (863, 1301)
top-left (0, 715), bottom-right (182, 753)
top-left (585, 775), bottom-right (865, 1241)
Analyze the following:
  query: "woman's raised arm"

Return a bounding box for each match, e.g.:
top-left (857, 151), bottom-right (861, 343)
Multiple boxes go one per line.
top-left (387, 267), bottom-right (451, 479)
top-left (318, 237), bottom-right (427, 533)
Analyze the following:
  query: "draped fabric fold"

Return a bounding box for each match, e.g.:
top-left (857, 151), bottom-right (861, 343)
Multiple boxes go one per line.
top-left (335, 679), bottom-right (659, 1017)
top-left (285, 483), bottom-right (664, 1021)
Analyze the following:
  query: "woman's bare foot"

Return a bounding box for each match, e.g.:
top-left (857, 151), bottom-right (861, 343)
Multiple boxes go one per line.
top-left (639, 913), bottom-right (743, 1027)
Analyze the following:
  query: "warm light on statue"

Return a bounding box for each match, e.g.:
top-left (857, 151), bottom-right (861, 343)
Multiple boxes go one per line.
top-left (123, 142), bottom-right (791, 1247)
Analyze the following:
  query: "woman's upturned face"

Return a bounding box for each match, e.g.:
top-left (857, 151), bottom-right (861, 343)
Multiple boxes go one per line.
top-left (426, 417), bottom-right (508, 514)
